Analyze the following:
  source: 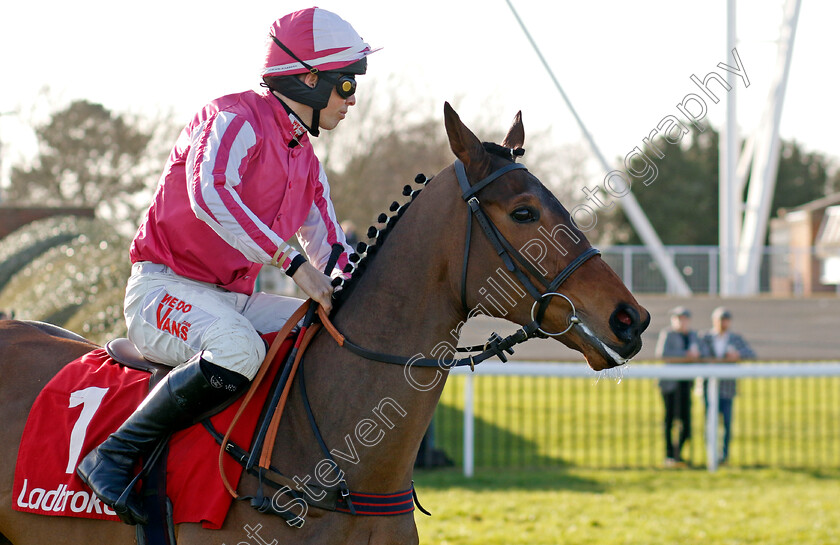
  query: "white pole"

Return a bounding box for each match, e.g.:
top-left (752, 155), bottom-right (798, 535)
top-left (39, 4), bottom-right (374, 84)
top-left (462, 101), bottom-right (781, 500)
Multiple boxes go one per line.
top-left (720, 0), bottom-right (740, 296)
top-left (450, 362), bottom-right (840, 379)
top-left (709, 248), bottom-right (718, 295)
top-left (505, 0), bottom-right (691, 296)
top-left (706, 377), bottom-right (720, 471)
top-left (736, 0), bottom-right (801, 294)
top-left (463, 373), bottom-right (475, 477)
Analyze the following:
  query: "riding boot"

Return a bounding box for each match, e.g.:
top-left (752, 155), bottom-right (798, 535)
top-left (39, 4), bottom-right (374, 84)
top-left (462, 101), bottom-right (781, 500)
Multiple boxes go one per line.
top-left (76, 354), bottom-right (249, 525)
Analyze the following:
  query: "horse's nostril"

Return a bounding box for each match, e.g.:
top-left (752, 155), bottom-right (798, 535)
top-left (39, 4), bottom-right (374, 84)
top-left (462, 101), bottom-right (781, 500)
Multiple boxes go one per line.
top-left (607, 304), bottom-right (647, 359)
top-left (616, 310), bottom-right (633, 327)
top-left (610, 304), bottom-right (641, 341)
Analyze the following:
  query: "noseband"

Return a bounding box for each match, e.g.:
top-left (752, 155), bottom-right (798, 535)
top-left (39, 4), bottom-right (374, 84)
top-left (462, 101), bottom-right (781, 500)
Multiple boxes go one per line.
top-left (454, 159), bottom-right (600, 338)
top-left (320, 156), bottom-right (600, 370)
top-left (226, 156), bottom-right (603, 526)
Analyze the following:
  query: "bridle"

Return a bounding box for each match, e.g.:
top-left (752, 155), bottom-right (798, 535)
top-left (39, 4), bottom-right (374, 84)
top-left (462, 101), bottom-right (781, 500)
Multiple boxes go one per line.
top-left (323, 154), bottom-right (601, 369)
top-left (455, 158), bottom-right (600, 338)
top-left (213, 157), bottom-right (603, 525)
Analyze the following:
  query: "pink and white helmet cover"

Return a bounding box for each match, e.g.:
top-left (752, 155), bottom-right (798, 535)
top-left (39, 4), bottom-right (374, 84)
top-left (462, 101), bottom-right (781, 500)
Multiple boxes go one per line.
top-left (262, 7), bottom-right (380, 77)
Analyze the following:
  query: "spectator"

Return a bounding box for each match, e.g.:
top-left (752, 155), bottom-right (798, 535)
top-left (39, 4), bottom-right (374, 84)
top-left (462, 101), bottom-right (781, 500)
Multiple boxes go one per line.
top-left (655, 306), bottom-right (705, 467)
top-left (699, 306), bottom-right (755, 465)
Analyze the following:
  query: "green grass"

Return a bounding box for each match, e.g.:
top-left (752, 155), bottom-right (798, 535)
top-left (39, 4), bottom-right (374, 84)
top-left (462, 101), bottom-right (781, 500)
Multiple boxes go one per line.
top-left (413, 467), bottom-right (840, 544)
top-left (432, 373), bottom-right (840, 469)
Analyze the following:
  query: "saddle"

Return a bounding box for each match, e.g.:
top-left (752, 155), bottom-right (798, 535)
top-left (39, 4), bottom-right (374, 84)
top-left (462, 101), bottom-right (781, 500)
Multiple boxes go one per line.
top-left (97, 302), bottom-right (318, 531)
top-left (15, 293), bottom-right (422, 539)
top-left (104, 339), bottom-right (172, 389)
top-left (13, 331), bottom-right (295, 539)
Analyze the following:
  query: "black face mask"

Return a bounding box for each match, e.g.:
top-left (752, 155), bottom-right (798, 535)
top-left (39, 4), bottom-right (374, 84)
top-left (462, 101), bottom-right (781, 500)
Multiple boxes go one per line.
top-left (264, 75), bottom-right (334, 110)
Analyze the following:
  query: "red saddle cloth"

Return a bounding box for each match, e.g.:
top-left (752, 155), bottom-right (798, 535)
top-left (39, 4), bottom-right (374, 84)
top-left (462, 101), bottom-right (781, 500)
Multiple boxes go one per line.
top-left (13, 334), bottom-right (291, 529)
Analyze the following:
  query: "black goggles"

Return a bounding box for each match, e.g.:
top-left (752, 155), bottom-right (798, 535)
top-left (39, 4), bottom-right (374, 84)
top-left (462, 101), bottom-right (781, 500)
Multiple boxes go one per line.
top-left (270, 35), bottom-right (357, 99)
top-left (319, 72), bottom-right (356, 99)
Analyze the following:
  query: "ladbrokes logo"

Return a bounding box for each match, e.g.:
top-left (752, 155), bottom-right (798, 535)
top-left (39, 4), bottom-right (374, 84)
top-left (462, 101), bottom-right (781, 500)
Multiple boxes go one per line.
top-left (157, 293), bottom-right (193, 341)
top-left (16, 479), bottom-right (117, 517)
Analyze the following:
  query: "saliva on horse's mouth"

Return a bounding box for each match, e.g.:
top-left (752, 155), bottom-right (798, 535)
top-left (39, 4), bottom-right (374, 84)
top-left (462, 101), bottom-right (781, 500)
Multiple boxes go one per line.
top-left (576, 322), bottom-right (631, 369)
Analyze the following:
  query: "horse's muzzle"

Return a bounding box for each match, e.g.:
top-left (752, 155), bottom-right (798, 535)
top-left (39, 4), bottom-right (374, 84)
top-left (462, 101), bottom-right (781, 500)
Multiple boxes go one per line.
top-left (609, 303), bottom-right (650, 359)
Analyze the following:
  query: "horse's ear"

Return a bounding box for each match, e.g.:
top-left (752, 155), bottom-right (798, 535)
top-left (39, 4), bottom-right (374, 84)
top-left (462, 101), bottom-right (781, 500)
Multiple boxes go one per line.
top-left (444, 102), bottom-right (488, 172)
top-left (502, 111), bottom-right (525, 150)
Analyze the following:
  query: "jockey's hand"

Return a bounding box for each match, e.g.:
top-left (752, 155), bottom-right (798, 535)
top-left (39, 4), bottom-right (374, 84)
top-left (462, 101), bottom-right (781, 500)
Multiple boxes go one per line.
top-left (292, 261), bottom-right (334, 314)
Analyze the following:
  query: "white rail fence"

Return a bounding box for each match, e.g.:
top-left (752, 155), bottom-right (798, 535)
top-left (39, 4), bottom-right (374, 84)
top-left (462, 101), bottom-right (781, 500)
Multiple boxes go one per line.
top-left (448, 362), bottom-right (840, 475)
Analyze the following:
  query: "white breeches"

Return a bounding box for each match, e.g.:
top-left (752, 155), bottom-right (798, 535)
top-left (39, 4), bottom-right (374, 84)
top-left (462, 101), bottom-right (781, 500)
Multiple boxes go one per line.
top-left (124, 262), bottom-right (303, 379)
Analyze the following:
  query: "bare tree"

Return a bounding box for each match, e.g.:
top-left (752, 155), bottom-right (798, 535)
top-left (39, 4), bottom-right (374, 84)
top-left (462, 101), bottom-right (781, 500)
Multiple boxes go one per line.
top-left (315, 78), bottom-right (588, 238)
top-left (7, 99), bottom-right (175, 225)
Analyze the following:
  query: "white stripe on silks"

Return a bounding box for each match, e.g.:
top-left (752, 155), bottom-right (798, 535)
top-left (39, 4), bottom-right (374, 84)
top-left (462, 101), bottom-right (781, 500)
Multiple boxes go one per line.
top-left (261, 43), bottom-right (372, 75)
top-left (188, 113), bottom-right (285, 265)
top-left (316, 164), bottom-right (343, 234)
top-left (297, 164), bottom-right (350, 272)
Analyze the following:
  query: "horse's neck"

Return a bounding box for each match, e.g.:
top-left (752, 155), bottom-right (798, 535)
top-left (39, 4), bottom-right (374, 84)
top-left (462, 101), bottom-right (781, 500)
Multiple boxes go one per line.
top-left (289, 183), bottom-right (464, 492)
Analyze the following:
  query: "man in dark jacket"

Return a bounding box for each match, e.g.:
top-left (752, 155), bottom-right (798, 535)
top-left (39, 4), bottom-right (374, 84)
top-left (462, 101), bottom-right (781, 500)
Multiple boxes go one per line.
top-left (655, 306), bottom-right (705, 466)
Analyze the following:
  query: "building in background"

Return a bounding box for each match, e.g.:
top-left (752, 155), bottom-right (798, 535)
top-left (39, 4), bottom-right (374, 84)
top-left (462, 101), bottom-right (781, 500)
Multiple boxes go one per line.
top-left (769, 193), bottom-right (840, 295)
top-left (814, 204), bottom-right (840, 289)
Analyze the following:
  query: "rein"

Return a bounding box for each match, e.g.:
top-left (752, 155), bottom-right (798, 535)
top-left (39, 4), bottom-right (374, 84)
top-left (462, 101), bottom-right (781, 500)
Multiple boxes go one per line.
top-left (319, 156), bottom-right (600, 369)
top-left (211, 157), bottom-right (600, 527)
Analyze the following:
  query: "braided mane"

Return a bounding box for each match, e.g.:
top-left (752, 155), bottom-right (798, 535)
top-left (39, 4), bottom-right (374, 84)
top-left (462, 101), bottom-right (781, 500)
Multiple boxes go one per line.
top-left (330, 173), bottom-right (428, 310)
top-left (330, 142), bottom-right (524, 311)
top-left (482, 142), bottom-right (525, 161)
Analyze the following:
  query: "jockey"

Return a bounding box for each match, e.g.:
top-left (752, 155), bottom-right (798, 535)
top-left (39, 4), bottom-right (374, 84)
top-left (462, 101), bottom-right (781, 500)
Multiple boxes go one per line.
top-left (77, 7), bottom-right (378, 525)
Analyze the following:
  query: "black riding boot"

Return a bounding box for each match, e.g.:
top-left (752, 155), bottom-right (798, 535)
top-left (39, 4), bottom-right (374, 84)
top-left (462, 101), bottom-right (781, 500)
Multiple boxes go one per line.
top-left (76, 355), bottom-right (249, 525)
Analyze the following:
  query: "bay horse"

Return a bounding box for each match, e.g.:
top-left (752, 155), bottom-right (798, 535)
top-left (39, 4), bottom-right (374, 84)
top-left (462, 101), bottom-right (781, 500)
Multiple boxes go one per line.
top-left (0, 103), bottom-right (649, 545)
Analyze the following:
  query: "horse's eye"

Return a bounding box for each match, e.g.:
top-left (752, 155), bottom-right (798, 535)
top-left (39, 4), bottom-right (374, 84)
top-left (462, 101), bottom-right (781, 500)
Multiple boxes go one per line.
top-left (510, 206), bottom-right (539, 223)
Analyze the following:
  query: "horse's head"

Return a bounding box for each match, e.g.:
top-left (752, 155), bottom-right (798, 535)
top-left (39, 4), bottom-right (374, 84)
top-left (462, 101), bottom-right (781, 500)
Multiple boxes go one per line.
top-left (442, 103), bottom-right (649, 370)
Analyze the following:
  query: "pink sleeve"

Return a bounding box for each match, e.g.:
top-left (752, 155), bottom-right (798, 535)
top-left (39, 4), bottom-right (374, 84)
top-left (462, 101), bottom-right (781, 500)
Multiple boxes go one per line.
top-left (186, 111), bottom-right (299, 270)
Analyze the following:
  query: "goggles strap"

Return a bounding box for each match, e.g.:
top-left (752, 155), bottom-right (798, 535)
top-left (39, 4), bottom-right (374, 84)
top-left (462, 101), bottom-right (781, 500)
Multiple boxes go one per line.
top-left (271, 35), bottom-right (318, 74)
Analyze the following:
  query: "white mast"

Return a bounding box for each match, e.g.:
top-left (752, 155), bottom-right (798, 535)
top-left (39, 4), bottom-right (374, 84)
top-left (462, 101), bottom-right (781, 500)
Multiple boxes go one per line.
top-left (506, 0), bottom-right (692, 295)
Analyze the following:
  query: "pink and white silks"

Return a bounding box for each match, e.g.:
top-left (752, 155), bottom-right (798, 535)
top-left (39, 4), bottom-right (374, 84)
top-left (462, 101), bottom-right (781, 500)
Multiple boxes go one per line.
top-left (124, 88), bottom-right (352, 377)
top-left (131, 88), bottom-right (351, 295)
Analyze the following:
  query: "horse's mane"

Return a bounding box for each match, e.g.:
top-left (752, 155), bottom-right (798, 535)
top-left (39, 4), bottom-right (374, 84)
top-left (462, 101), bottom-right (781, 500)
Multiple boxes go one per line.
top-left (331, 142), bottom-right (523, 312)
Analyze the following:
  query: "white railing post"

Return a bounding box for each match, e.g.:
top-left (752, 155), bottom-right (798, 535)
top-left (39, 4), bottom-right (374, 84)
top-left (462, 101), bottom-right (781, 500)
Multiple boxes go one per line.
top-left (463, 372), bottom-right (475, 477)
top-left (623, 246), bottom-right (633, 291)
top-left (709, 248), bottom-right (718, 295)
top-left (706, 377), bottom-right (720, 472)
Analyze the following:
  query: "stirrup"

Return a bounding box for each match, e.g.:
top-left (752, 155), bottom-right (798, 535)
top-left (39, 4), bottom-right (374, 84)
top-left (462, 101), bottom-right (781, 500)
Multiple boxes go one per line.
top-left (111, 472), bottom-right (148, 525)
